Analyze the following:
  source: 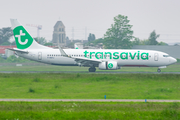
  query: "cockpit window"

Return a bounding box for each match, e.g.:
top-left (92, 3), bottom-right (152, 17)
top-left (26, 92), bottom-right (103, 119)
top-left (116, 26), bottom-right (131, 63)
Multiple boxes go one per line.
top-left (163, 55), bottom-right (170, 57)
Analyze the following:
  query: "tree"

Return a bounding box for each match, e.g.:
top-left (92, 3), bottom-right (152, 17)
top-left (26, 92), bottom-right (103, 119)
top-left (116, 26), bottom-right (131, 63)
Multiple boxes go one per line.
top-left (88, 33), bottom-right (96, 42)
top-left (90, 38), bottom-right (104, 45)
top-left (132, 38), bottom-right (150, 45)
top-left (140, 39), bottom-right (150, 45)
top-left (149, 30), bottom-right (160, 45)
top-left (34, 37), bottom-right (47, 45)
top-left (158, 41), bottom-right (168, 45)
top-left (104, 14), bottom-right (133, 49)
top-left (0, 27), bottom-right (13, 45)
top-left (44, 42), bottom-right (53, 46)
top-left (11, 41), bottom-right (16, 45)
top-left (132, 38), bottom-right (141, 45)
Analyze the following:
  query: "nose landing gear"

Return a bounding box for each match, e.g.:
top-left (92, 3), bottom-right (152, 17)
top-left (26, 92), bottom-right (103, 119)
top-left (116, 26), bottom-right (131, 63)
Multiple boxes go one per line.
top-left (157, 68), bottom-right (161, 73)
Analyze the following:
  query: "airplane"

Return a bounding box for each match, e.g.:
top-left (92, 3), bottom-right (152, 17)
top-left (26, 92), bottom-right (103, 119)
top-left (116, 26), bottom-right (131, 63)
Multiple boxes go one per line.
top-left (8, 19), bottom-right (177, 72)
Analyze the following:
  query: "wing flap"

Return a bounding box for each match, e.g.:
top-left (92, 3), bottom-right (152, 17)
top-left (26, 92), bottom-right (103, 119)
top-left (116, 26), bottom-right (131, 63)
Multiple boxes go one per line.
top-left (74, 57), bottom-right (102, 66)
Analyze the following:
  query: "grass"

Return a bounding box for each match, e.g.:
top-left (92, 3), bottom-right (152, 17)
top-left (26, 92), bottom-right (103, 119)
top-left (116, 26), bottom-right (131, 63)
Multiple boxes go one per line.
top-left (0, 63), bottom-right (180, 72)
top-left (0, 73), bottom-right (180, 119)
top-left (0, 102), bottom-right (180, 119)
top-left (0, 73), bottom-right (180, 99)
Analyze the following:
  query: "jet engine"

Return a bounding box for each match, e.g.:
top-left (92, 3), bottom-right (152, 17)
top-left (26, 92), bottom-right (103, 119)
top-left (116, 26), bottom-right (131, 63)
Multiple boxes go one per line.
top-left (99, 61), bottom-right (118, 70)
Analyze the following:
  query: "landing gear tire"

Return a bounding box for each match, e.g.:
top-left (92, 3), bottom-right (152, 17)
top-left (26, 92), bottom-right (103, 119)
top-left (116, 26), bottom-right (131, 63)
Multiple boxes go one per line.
top-left (157, 69), bottom-right (161, 73)
top-left (88, 67), bottom-right (96, 72)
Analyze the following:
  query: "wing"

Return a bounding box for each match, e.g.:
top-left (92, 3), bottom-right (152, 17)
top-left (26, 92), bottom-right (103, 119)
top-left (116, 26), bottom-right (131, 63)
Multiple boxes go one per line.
top-left (57, 44), bottom-right (102, 67)
top-left (73, 57), bottom-right (102, 67)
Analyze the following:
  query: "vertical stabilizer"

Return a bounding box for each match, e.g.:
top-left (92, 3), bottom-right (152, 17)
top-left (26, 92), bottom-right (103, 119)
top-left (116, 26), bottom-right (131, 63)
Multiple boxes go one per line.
top-left (10, 19), bottom-right (50, 50)
top-left (74, 44), bottom-right (79, 49)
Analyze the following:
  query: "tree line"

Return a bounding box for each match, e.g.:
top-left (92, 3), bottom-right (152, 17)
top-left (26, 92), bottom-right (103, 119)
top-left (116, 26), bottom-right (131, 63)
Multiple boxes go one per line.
top-left (0, 14), bottom-right (168, 49)
top-left (87, 14), bottom-right (168, 48)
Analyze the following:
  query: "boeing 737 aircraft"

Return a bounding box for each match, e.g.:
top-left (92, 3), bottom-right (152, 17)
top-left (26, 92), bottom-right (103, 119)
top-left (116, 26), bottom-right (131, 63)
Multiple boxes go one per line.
top-left (8, 19), bottom-right (177, 72)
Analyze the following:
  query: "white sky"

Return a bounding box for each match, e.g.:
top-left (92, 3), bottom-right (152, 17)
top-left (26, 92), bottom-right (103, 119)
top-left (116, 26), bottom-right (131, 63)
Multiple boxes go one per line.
top-left (1, 0), bottom-right (180, 44)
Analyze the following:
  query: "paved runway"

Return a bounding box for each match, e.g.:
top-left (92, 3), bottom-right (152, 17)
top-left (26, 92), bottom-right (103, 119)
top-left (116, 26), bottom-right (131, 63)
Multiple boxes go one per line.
top-left (0, 99), bottom-right (180, 102)
top-left (1, 71), bottom-right (180, 74)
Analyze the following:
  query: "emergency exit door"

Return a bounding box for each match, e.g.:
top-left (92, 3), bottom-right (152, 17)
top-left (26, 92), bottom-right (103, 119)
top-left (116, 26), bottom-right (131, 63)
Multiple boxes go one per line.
top-left (38, 52), bottom-right (42, 60)
top-left (154, 53), bottom-right (158, 61)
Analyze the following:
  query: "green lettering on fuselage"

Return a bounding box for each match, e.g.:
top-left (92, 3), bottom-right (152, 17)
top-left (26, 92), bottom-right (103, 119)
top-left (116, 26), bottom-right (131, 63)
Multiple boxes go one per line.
top-left (120, 52), bottom-right (128, 60)
top-left (83, 50), bottom-right (149, 60)
top-left (95, 52), bottom-right (103, 59)
top-left (113, 52), bottom-right (119, 59)
top-left (105, 52), bottom-right (112, 59)
top-left (141, 53), bottom-right (149, 60)
top-left (90, 52), bottom-right (95, 59)
top-left (129, 52), bottom-right (136, 60)
top-left (137, 51), bottom-right (140, 60)
top-left (84, 51), bottom-right (89, 58)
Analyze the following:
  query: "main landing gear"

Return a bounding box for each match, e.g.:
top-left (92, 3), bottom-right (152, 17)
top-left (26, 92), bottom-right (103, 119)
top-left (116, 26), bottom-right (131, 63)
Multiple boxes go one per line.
top-left (89, 67), bottom-right (96, 72)
top-left (157, 68), bottom-right (161, 73)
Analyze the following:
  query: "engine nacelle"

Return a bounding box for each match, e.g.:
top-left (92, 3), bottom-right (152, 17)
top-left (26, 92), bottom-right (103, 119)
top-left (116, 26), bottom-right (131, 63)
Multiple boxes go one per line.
top-left (99, 61), bottom-right (118, 70)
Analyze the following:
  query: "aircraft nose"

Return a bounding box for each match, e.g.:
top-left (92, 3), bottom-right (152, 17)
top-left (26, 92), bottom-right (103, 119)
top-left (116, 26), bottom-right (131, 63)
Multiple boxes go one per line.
top-left (170, 57), bottom-right (177, 64)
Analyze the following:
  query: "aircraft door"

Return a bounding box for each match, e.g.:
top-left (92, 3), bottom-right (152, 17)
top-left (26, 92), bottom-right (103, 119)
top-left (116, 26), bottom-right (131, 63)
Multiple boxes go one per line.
top-left (38, 52), bottom-right (42, 60)
top-left (154, 53), bottom-right (158, 61)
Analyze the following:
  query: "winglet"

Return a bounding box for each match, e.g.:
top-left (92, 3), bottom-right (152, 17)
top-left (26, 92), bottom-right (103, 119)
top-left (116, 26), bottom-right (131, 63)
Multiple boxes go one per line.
top-left (58, 45), bottom-right (69, 57)
top-left (57, 40), bottom-right (70, 57)
top-left (74, 44), bottom-right (79, 49)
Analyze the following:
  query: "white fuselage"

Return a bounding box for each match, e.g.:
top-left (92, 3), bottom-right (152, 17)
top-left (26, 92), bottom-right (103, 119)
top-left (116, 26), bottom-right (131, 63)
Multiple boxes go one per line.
top-left (16, 48), bottom-right (177, 68)
top-left (10, 19), bottom-right (177, 72)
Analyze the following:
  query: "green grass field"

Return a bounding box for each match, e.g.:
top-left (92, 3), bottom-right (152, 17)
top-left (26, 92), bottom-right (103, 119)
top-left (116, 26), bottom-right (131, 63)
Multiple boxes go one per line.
top-left (0, 73), bottom-right (180, 119)
top-left (0, 102), bottom-right (180, 120)
top-left (0, 73), bottom-right (180, 99)
top-left (1, 46), bottom-right (180, 119)
top-left (0, 63), bottom-right (180, 72)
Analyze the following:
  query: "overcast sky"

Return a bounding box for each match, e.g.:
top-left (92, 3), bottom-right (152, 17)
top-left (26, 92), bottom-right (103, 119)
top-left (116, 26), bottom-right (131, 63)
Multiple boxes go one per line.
top-left (1, 0), bottom-right (180, 44)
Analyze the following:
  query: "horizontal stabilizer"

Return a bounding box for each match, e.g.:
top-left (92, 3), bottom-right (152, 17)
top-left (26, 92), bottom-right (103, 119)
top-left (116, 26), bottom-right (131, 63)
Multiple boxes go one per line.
top-left (7, 48), bottom-right (29, 54)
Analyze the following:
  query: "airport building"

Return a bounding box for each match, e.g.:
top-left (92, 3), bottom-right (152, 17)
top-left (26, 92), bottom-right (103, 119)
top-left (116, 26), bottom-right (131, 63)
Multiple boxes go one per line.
top-left (132, 45), bottom-right (180, 59)
top-left (0, 46), bottom-right (16, 57)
